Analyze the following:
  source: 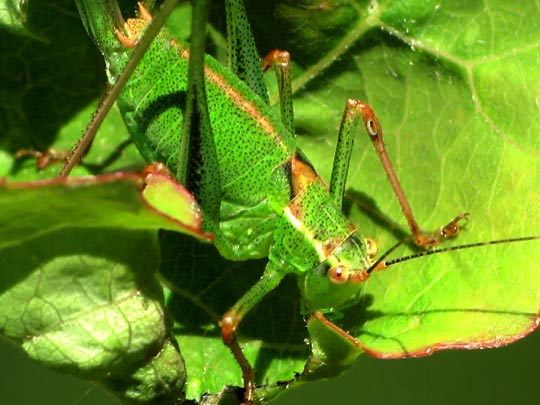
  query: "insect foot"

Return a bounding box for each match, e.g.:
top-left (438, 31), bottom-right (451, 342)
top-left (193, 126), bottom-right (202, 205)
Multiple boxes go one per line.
top-left (15, 148), bottom-right (69, 170)
top-left (115, 2), bottom-right (152, 48)
top-left (220, 311), bottom-right (255, 405)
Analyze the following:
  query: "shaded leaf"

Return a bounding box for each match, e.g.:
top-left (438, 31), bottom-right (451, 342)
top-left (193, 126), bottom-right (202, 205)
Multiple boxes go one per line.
top-left (0, 228), bottom-right (186, 403)
top-left (0, 171), bottom-right (207, 402)
top-left (160, 232), bottom-right (308, 401)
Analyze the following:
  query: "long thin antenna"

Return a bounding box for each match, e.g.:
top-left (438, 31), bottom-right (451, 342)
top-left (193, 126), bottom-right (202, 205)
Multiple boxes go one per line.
top-left (371, 236), bottom-right (540, 271)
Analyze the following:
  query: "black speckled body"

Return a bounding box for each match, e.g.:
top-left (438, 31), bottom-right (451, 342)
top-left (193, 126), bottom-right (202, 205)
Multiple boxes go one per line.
top-left (78, 7), bottom-right (371, 314)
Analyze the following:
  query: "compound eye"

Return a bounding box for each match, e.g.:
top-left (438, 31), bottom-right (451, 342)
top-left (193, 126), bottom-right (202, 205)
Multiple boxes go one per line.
top-left (328, 265), bottom-right (349, 284)
top-left (365, 238), bottom-right (378, 259)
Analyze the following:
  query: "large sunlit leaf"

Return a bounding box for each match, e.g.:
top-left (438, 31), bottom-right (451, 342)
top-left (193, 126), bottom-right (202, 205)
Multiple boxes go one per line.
top-left (232, 0), bottom-right (540, 391)
top-left (252, 0), bottom-right (540, 369)
top-left (1, 0), bottom-right (539, 404)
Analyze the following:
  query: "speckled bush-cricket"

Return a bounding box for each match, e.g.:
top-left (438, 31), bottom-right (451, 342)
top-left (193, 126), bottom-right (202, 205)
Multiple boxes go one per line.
top-left (65, 0), bottom-right (539, 402)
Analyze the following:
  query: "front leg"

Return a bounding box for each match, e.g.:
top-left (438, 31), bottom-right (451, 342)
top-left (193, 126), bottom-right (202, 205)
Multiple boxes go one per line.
top-left (220, 262), bottom-right (286, 404)
top-left (329, 100), bottom-right (468, 248)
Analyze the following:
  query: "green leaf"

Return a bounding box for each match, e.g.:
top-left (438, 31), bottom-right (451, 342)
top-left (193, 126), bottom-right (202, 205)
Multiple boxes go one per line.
top-left (0, 0), bottom-right (33, 38)
top-left (0, 172), bottom-right (209, 402)
top-left (0, 171), bottom-right (209, 244)
top-left (2, 0), bottom-right (540, 404)
top-left (302, 312), bottom-right (364, 381)
top-left (256, 0), bottom-right (540, 362)
top-left (0, 227), bottom-right (186, 403)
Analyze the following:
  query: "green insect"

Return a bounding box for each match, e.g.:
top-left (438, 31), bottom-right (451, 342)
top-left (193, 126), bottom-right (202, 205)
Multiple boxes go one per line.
top-left (66, 0), bottom-right (539, 403)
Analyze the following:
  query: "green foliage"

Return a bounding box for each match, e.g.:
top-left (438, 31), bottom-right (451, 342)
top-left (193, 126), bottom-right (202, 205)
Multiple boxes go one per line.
top-left (1, 0), bottom-right (539, 404)
top-left (0, 171), bottom-right (208, 403)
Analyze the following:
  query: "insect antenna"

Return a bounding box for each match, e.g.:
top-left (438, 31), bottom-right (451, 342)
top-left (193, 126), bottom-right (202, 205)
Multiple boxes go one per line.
top-left (367, 235), bottom-right (540, 274)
